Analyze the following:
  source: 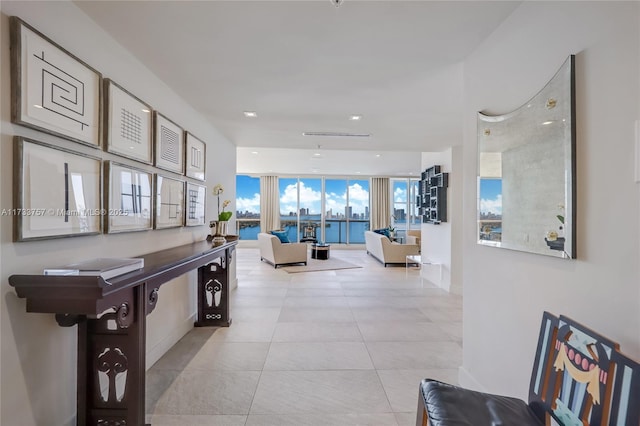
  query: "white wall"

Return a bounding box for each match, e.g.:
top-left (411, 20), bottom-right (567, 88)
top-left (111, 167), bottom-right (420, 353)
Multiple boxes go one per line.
top-left (0, 2), bottom-right (236, 425)
top-left (460, 1), bottom-right (640, 399)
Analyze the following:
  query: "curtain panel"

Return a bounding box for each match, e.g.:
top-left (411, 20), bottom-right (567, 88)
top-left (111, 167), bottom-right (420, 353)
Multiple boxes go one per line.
top-left (260, 176), bottom-right (280, 232)
top-left (370, 177), bottom-right (390, 230)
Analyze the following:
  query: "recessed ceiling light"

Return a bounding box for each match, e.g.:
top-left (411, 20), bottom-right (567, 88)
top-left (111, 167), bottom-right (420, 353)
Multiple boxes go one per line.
top-left (34, 104), bottom-right (43, 109)
top-left (251, 151), bottom-right (259, 154)
top-left (542, 121), bottom-right (553, 125)
top-left (349, 115), bottom-right (362, 121)
top-left (142, 109), bottom-right (150, 113)
top-left (313, 153), bottom-right (321, 156)
top-left (375, 154), bottom-right (381, 157)
top-left (244, 111), bottom-right (257, 118)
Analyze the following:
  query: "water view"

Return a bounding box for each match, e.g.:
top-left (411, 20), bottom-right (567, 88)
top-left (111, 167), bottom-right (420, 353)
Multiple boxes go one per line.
top-left (238, 215), bottom-right (416, 244)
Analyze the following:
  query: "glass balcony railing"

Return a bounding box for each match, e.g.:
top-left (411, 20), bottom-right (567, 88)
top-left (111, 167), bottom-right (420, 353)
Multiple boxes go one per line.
top-left (236, 218), bottom-right (260, 240)
top-left (236, 217), bottom-right (371, 244)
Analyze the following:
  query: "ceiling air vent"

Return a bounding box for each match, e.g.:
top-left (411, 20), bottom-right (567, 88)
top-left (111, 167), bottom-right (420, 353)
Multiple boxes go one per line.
top-left (302, 132), bottom-right (371, 137)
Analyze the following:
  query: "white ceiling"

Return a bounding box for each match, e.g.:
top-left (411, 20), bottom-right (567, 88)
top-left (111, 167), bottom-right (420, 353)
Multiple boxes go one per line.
top-left (75, 0), bottom-right (520, 175)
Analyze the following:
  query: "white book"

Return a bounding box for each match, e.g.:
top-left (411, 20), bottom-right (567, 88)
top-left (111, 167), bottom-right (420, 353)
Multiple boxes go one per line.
top-left (44, 257), bottom-right (144, 280)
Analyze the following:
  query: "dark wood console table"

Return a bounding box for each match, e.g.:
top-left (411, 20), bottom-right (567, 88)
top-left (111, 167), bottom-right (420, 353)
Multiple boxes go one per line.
top-left (9, 239), bottom-right (237, 426)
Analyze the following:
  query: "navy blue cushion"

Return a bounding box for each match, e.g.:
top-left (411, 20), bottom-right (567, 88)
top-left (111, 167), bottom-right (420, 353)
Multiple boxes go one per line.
top-left (373, 228), bottom-right (391, 239)
top-left (270, 230), bottom-right (290, 243)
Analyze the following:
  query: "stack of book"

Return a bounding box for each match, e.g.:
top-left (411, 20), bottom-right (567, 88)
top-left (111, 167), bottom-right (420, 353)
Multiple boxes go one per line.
top-left (44, 257), bottom-right (144, 280)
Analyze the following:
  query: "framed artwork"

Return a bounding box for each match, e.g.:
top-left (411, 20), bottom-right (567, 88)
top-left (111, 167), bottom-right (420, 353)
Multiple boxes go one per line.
top-left (13, 136), bottom-right (102, 241)
top-left (104, 161), bottom-right (152, 233)
top-left (185, 182), bottom-right (206, 226)
top-left (104, 79), bottom-right (153, 164)
top-left (185, 132), bottom-right (206, 181)
top-left (154, 112), bottom-right (184, 174)
top-left (154, 174), bottom-right (185, 229)
top-left (10, 17), bottom-right (101, 148)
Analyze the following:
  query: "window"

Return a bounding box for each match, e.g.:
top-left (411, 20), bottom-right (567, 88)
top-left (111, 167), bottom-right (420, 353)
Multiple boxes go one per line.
top-left (298, 178), bottom-right (322, 242)
top-left (478, 178), bottom-right (502, 241)
top-left (236, 175), bottom-right (260, 240)
top-left (325, 179), bottom-right (347, 243)
top-left (347, 179), bottom-right (369, 243)
top-left (279, 178), bottom-right (299, 242)
top-left (236, 176), bottom-right (372, 244)
top-left (324, 178), bottom-right (370, 244)
top-left (392, 178), bottom-right (420, 237)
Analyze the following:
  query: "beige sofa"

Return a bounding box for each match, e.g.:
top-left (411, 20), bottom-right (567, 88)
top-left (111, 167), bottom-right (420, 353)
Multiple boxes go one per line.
top-left (406, 230), bottom-right (421, 246)
top-left (258, 233), bottom-right (308, 268)
top-left (364, 230), bottom-right (419, 266)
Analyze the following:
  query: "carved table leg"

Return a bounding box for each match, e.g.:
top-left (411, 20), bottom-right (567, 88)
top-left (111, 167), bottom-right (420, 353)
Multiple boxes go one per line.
top-left (195, 248), bottom-right (232, 327)
top-left (77, 286), bottom-right (146, 426)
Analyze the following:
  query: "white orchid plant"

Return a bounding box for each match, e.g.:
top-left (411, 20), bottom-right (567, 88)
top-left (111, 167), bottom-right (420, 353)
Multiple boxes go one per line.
top-left (212, 184), bottom-right (232, 222)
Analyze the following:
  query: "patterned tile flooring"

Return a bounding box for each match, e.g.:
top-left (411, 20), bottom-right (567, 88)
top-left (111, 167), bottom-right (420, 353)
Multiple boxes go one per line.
top-left (146, 248), bottom-right (462, 425)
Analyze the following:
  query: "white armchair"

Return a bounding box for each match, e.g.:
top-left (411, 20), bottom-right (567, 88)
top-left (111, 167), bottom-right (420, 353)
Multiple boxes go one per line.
top-left (258, 233), bottom-right (308, 268)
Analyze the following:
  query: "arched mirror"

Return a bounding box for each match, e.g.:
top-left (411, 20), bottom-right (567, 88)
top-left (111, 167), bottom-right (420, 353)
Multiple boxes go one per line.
top-left (477, 55), bottom-right (575, 259)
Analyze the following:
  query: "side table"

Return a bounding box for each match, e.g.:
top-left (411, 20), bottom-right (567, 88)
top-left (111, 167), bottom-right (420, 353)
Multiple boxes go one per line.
top-left (311, 244), bottom-right (330, 260)
top-left (406, 254), bottom-right (442, 281)
top-left (406, 254), bottom-right (422, 268)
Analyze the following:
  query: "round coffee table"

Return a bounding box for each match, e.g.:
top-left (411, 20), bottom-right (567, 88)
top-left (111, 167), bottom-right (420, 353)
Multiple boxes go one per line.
top-left (311, 243), bottom-right (330, 260)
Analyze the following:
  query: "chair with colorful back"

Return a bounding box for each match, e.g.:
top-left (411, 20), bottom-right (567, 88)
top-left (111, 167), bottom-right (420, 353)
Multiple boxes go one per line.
top-left (416, 312), bottom-right (640, 426)
top-left (608, 349), bottom-right (640, 425)
top-left (539, 315), bottom-right (619, 426)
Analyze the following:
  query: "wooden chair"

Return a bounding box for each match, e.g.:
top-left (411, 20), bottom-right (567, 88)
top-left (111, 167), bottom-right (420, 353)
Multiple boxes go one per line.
top-left (539, 315), bottom-right (619, 425)
top-left (417, 312), bottom-right (640, 426)
top-left (608, 349), bottom-right (640, 425)
top-left (417, 312), bottom-right (558, 426)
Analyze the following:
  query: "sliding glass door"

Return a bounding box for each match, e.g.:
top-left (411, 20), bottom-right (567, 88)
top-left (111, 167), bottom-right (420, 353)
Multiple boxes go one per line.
top-left (279, 178), bottom-right (300, 242)
top-left (268, 177), bottom-right (371, 244)
top-left (347, 179), bottom-right (369, 243)
top-left (324, 179), bottom-right (347, 243)
top-left (392, 178), bottom-right (421, 238)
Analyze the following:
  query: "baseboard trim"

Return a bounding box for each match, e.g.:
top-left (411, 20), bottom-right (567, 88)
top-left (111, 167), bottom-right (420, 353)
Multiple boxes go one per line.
top-left (458, 366), bottom-right (487, 392)
top-left (146, 312), bottom-right (196, 369)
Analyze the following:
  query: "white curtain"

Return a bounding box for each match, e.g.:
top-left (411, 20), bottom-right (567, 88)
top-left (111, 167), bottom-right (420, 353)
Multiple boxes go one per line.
top-left (260, 176), bottom-right (280, 232)
top-left (370, 177), bottom-right (390, 230)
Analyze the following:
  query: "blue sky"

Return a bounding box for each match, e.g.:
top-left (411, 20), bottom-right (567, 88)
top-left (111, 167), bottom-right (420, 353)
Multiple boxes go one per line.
top-left (479, 178), bottom-right (502, 215)
top-left (236, 175), bottom-right (260, 213)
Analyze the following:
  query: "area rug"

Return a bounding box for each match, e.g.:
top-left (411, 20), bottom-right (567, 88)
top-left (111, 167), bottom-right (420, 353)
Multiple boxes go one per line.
top-left (281, 257), bottom-right (362, 273)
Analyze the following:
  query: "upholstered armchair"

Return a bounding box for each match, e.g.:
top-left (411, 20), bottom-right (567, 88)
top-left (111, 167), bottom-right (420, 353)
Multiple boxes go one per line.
top-left (364, 231), bottom-right (419, 266)
top-left (406, 229), bottom-right (421, 246)
top-left (258, 233), bottom-right (308, 268)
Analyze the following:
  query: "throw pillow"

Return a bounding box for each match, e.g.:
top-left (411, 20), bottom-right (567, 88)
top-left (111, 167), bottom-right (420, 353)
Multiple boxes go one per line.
top-left (270, 230), bottom-right (290, 243)
top-left (373, 228), bottom-right (391, 239)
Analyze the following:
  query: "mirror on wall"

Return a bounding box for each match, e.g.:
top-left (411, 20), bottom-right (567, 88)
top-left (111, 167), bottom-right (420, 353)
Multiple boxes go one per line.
top-left (477, 55), bottom-right (575, 259)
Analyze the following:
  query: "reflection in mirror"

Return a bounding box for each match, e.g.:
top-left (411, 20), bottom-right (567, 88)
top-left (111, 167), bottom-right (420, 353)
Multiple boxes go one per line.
top-left (477, 55), bottom-right (575, 259)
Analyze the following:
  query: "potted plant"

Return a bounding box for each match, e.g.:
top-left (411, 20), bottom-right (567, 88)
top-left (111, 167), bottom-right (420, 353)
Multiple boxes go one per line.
top-left (209, 184), bottom-right (232, 243)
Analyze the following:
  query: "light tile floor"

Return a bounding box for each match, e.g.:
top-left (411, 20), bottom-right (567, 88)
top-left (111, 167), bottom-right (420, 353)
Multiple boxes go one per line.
top-left (146, 248), bottom-right (462, 426)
